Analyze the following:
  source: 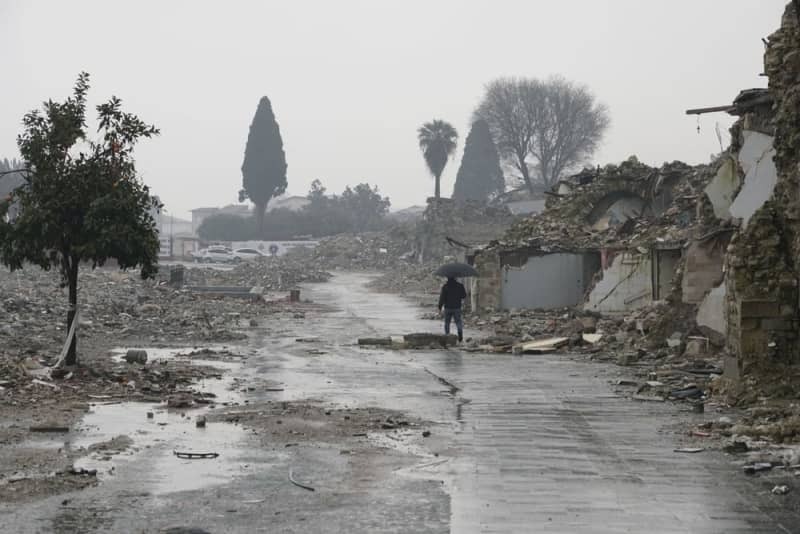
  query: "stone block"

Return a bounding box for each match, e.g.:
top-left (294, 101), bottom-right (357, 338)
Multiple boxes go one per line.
top-left (739, 318), bottom-right (760, 331)
top-left (740, 330), bottom-right (769, 356)
top-left (723, 353), bottom-right (741, 381)
top-left (740, 300), bottom-right (781, 318)
top-left (761, 318), bottom-right (794, 331)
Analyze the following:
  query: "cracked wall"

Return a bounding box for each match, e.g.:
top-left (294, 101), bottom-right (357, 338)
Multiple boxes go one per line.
top-left (725, 2), bottom-right (800, 377)
top-left (585, 252), bottom-right (652, 313)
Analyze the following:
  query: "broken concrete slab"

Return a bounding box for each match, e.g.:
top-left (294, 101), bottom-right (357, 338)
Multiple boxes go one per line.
top-left (704, 156), bottom-right (740, 220)
top-left (585, 252), bottom-right (652, 314)
top-left (187, 286), bottom-right (264, 300)
top-left (514, 337), bottom-right (569, 354)
top-left (358, 333), bottom-right (459, 349)
top-left (729, 130), bottom-right (777, 228)
top-left (582, 333), bottom-right (603, 344)
top-left (697, 282), bottom-right (726, 340)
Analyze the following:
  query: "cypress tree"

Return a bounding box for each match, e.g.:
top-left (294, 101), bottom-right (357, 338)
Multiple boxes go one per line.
top-left (452, 119), bottom-right (504, 202)
top-left (240, 97), bottom-right (288, 233)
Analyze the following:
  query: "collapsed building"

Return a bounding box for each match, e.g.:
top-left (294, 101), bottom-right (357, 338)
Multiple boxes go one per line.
top-left (722, 4), bottom-right (800, 381)
top-left (412, 198), bottom-right (517, 263)
top-left (470, 157), bottom-right (726, 318)
top-left (470, 11), bottom-right (793, 386)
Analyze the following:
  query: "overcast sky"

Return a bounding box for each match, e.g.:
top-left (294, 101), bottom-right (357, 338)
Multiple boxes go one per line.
top-left (0, 1), bottom-right (786, 219)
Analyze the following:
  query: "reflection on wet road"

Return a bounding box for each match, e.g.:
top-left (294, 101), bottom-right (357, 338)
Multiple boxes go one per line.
top-left (305, 272), bottom-right (797, 534)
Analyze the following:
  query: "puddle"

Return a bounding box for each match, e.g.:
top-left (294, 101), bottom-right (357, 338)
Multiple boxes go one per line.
top-left (73, 347), bottom-right (254, 495)
top-left (109, 346), bottom-right (240, 365)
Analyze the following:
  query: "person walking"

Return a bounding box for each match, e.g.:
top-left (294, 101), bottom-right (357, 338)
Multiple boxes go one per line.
top-left (438, 276), bottom-right (466, 342)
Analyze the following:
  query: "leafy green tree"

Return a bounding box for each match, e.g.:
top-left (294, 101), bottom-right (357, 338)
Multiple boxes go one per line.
top-left (197, 213), bottom-right (257, 241)
top-left (307, 179), bottom-right (327, 204)
top-left (0, 73), bottom-right (160, 366)
top-left (341, 183), bottom-right (391, 232)
top-left (452, 119), bottom-right (505, 202)
top-left (239, 97), bottom-right (288, 233)
top-left (417, 120), bottom-right (458, 199)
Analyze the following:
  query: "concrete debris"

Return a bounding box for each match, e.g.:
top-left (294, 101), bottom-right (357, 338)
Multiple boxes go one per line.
top-left (743, 463), bottom-right (774, 475)
top-left (493, 157), bottom-right (720, 253)
top-left (124, 349), bottom-right (148, 365)
top-left (771, 485), bottom-right (790, 495)
top-left (358, 333), bottom-right (458, 349)
top-left (513, 337), bottom-right (570, 354)
top-left (197, 257), bottom-right (331, 291)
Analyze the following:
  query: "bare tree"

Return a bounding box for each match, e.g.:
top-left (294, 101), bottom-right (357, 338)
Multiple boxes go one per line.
top-left (475, 77), bottom-right (609, 191)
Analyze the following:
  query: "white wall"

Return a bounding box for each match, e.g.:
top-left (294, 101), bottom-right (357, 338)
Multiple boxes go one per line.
top-left (500, 253), bottom-right (588, 310)
top-left (729, 130), bottom-right (777, 227)
top-left (585, 253), bottom-right (651, 313)
top-left (697, 282), bottom-right (726, 336)
top-left (704, 157), bottom-right (740, 220)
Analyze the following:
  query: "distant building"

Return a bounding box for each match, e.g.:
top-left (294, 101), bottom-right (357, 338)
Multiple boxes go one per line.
top-left (156, 213), bottom-right (192, 236)
top-left (493, 187), bottom-right (546, 216)
top-left (0, 172), bottom-right (24, 222)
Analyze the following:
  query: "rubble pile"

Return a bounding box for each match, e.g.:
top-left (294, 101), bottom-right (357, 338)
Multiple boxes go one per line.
top-left (497, 157), bottom-right (719, 252)
top-left (303, 228), bottom-right (416, 271)
top-left (466, 300), bottom-right (713, 359)
top-left (0, 265), bottom-right (296, 374)
top-left (366, 262), bottom-right (442, 296)
top-left (197, 257), bottom-right (332, 290)
top-left (415, 199), bottom-right (517, 262)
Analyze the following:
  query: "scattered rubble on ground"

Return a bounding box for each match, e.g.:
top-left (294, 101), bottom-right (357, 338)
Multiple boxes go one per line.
top-left (358, 333), bottom-right (458, 349)
top-left (194, 257), bottom-right (332, 291)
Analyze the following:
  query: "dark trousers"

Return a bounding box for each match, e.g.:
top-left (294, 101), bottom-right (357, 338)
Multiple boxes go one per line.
top-left (444, 308), bottom-right (463, 340)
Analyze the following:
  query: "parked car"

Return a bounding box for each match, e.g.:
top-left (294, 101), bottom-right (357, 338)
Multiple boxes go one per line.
top-left (194, 246), bottom-right (234, 263)
top-left (232, 248), bottom-right (266, 262)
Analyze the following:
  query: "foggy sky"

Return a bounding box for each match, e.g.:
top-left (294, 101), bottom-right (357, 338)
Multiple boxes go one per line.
top-left (0, 1), bottom-right (785, 219)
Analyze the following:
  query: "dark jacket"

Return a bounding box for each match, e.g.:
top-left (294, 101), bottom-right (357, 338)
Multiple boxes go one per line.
top-left (439, 279), bottom-right (467, 310)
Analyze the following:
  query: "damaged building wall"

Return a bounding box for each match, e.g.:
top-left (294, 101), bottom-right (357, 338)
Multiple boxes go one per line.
top-left (725, 3), bottom-right (800, 378)
top-left (500, 252), bottom-right (600, 310)
top-left (704, 157), bottom-right (740, 220)
top-left (471, 247), bottom-right (603, 311)
top-left (585, 252), bottom-right (652, 314)
top-left (682, 239), bottom-right (727, 304)
top-left (728, 131), bottom-right (779, 227)
top-left (653, 248), bottom-right (682, 300)
top-left (726, 205), bottom-right (798, 375)
top-left (472, 248), bottom-right (503, 312)
top-left (697, 282), bottom-right (726, 343)
top-left (413, 199), bottom-right (517, 263)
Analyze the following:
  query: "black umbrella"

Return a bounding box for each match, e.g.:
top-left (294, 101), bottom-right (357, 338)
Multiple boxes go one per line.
top-left (435, 262), bottom-right (479, 278)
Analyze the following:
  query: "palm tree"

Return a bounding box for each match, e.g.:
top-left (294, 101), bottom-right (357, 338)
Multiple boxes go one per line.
top-left (417, 120), bottom-right (458, 200)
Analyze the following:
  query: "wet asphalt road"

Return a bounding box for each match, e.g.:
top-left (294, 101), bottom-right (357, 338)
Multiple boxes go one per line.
top-left (3, 272), bottom-right (800, 533)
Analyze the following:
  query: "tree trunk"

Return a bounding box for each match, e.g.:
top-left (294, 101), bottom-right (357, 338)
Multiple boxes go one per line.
top-left (517, 153), bottom-right (534, 194)
top-left (65, 260), bottom-right (79, 366)
top-left (255, 202), bottom-right (266, 236)
top-left (434, 173), bottom-right (441, 200)
top-left (540, 162), bottom-right (551, 188)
